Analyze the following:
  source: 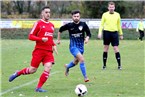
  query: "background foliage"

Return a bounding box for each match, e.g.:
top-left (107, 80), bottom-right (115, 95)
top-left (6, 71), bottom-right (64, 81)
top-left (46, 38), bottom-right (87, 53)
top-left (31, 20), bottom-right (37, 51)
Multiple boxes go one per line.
top-left (1, 1), bottom-right (145, 19)
top-left (1, 29), bottom-right (139, 40)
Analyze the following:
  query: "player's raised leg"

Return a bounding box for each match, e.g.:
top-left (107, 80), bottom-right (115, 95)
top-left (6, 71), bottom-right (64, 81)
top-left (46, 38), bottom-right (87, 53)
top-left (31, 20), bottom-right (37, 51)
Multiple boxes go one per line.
top-left (64, 61), bottom-right (75, 76)
top-left (9, 67), bottom-right (37, 82)
top-left (64, 59), bottom-right (78, 76)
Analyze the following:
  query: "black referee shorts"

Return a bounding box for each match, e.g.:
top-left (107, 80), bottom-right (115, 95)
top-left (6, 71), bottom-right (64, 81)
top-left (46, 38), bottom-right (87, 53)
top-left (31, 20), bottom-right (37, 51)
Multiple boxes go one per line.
top-left (139, 30), bottom-right (144, 37)
top-left (103, 30), bottom-right (119, 46)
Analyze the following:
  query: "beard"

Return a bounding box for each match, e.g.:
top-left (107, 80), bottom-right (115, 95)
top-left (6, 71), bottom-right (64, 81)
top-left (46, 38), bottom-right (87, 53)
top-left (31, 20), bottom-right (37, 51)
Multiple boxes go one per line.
top-left (43, 14), bottom-right (50, 20)
top-left (73, 19), bottom-right (80, 24)
top-left (45, 16), bottom-right (49, 20)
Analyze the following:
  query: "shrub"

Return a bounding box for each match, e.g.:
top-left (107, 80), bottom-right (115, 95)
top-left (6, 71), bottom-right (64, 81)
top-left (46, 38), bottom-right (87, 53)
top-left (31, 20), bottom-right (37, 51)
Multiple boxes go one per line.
top-left (1, 28), bottom-right (139, 40)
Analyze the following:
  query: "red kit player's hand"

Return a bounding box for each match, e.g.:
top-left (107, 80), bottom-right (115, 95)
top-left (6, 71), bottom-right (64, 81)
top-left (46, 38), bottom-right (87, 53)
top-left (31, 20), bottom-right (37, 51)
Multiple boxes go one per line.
top-left (42, 37), bottom-right (48, 42)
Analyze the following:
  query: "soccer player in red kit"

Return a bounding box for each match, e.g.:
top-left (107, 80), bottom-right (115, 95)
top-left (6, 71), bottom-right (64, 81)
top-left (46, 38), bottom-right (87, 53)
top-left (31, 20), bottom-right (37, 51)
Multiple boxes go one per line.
top-left (9, 6), bottom-right (58, 92)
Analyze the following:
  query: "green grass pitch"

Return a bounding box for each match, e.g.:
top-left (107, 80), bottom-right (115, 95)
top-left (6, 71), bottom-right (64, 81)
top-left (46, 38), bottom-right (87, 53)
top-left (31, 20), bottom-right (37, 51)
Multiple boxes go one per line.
top-left (1, 39), bottom-right (145, 97)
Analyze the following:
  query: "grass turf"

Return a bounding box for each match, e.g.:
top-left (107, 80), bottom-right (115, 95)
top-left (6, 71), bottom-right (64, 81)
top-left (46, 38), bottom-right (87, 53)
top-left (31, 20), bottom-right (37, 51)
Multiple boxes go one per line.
top-left (1, 39), bottom-right (144, 97)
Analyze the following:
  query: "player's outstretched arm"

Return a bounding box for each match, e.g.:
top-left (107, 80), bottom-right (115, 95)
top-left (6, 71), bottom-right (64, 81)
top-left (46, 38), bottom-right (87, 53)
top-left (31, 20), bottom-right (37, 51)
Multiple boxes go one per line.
top-left (56, 32), bottom-right (61, 45)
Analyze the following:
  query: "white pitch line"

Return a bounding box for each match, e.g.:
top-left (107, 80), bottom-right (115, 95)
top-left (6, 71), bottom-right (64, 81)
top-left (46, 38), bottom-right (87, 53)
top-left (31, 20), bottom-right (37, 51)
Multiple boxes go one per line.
top-left (0, 71), bottom-right (60, 96)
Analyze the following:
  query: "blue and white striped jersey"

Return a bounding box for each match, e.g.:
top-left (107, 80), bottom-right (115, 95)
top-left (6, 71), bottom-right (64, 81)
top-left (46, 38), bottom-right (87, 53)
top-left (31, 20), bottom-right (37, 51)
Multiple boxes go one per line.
top-left (59, 21), bottom-right (91, 52)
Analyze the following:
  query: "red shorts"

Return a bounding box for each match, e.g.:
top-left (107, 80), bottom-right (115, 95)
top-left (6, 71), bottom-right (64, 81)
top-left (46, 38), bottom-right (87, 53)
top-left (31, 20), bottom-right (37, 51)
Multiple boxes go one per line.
top-left (30, 49), bottom-right (54, 68)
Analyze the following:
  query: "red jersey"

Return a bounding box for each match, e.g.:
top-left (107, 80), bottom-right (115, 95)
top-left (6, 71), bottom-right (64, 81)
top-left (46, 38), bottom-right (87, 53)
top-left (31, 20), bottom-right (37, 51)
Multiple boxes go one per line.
top-left (29, 19), bottom-right (55, 51)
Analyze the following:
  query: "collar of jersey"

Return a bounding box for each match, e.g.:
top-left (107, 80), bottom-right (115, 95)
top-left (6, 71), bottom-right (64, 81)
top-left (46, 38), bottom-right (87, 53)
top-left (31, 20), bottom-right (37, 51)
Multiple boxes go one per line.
top-left (41, 19), bottom-right (49, 23)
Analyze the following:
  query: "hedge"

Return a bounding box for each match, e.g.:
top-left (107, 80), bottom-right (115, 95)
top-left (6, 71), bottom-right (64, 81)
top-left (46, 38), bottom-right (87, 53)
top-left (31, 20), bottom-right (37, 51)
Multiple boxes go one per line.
top-left (1, 28), bottom-right (139, 40)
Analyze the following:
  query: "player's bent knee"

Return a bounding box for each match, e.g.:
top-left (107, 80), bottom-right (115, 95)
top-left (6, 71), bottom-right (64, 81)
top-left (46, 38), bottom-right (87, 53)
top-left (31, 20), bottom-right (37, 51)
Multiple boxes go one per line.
top-left (79, 58), bottom-right (85, 63)
top-left (74, 60), bottom-right (79, 65)
top-left (30, 70), bottom-right (37, 74)
top-left (44, 63), bottom-right (53, 71)
top-left (29, 68), bottom-right (37, 74)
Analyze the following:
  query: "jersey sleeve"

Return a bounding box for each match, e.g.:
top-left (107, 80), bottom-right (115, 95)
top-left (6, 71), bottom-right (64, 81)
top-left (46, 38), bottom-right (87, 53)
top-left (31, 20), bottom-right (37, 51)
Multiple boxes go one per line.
top-left (28, 22), bottom-right (42, 41)
top-left (59, 23), bottom-right (69, 33)
top-left (117, 14), bottom-right (123, 35)
top-left (84, 22), bottom-right (91, 38)
top-left (98, 13), bottom-right (105, 35)
top-left (52, 41), bottom-right (56, 46)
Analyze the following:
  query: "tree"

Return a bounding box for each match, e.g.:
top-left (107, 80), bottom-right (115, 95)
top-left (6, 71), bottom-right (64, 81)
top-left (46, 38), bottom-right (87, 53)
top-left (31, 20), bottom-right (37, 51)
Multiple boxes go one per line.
top-left (13, 1), bottom-right (24, 14)
top-left (1, 1), bottom-right (13, 15)
top-left (1, 1), bottom-right (145, 18)
top-left (84, 1), bottom-right (126, 18)
top-left (48, 1), bottom-right (72, 18)
top-left (27, 1), bottom-right (31, 13)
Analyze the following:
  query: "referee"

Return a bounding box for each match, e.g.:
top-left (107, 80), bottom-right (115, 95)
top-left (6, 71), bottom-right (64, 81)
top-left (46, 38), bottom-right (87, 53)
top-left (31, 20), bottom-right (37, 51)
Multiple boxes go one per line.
top-left (98, 2), bottom-right (123, 70)
top-left (136, 18), bottom-right (145, 42)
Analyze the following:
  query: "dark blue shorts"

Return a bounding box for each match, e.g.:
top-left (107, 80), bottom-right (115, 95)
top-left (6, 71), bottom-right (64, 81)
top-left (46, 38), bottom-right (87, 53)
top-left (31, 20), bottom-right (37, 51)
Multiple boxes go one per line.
top-left (103, 30), bottom-right (119, 46)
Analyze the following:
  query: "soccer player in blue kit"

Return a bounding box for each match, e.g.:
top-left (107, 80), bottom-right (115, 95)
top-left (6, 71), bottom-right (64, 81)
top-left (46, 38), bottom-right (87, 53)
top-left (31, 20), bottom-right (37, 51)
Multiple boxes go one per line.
top-left (57, 10), bottom-right (91, 82)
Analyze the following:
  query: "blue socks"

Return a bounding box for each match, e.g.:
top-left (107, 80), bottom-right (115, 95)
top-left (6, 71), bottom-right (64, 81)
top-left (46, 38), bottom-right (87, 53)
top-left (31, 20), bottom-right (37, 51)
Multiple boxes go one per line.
top-left (67, 61), bottom-right (75, 69)
top-left (67, 61), bottom-right (87, 78)
top-left (80, 62), bottom-right (87, 78)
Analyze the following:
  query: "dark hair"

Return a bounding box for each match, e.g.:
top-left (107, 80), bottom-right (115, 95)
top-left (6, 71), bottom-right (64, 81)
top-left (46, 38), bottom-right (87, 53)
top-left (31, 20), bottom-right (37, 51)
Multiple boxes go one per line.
top-left (41, 6), bottom-right (50, 11)
top-left (108, 1), bottom-right (115, 6)
top-left (71, 10), bottom-right (81, 15)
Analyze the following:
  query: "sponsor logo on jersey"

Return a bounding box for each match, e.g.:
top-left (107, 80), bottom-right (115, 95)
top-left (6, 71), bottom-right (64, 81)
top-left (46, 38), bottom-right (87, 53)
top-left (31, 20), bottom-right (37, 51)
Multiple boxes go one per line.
top-left (72, 33), bottom-right (82, 37)
top-left (78, 26), bottom-right (83, 31)
top-left (70, 28), bottom-right (74, 30)
top-left (44, 32), bottom-right (53, 36)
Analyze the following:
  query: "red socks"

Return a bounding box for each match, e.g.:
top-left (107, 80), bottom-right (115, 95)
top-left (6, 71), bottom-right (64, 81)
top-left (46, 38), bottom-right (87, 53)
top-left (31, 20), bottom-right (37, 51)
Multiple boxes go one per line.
top-left (17, 68), bottom-right (30, 76)
top-left (17, 68), bottom-right (49, 88)
top-left (37, 71), bottom-right (49, 88)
